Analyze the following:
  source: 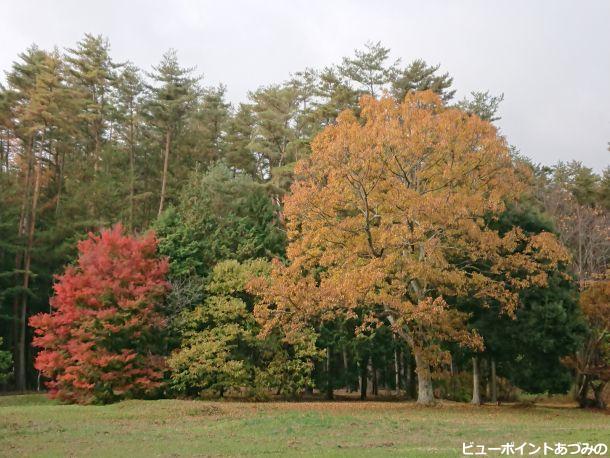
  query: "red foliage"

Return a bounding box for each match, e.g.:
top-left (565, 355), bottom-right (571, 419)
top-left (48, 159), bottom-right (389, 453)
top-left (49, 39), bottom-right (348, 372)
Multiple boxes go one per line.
top-left (30, 224), bottom-right (170, 404)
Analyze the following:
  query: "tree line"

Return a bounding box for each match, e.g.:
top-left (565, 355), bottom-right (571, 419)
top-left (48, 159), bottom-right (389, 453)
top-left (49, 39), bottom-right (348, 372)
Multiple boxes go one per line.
top-left (0, 36), bottom-right (608, 407)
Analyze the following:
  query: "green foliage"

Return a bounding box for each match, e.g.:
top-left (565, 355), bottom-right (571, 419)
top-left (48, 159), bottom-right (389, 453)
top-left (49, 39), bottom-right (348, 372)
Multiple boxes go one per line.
top-left (169, 259), bottom-right (317, 398)
top-left (457, 90), bottom-right (504, 122)
top-left (392, 59), bottom-right (455, 102)
top-left (254, 329), bottom-right (319, 399)
top-left (0, 337), bottom-right (12, 384)
top-left (155, 163), bottom-right (285, 280)
top-left (465, 199), bottom-right (586, 394)
top-left (168, 260), bottom-right (263, 396)
top-left (169, 259), bottom-right (263, 396)
top-left (340, 41), bottom-right (399, 96)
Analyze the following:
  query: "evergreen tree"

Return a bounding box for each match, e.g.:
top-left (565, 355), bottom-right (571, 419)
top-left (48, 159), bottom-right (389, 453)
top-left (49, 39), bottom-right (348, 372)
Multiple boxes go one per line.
top-left (224, 103), bottom-right (258, 176)
top-left (145, 50), bottom-right (200, 216)
top-left (155, 162), bottom-right (285, 280)
top-left (340, 41), bottom-right (399, 97)
top-left (457, 91), bottom-right (504, 122)
top-left (392, 59), bottom-right (455, 102)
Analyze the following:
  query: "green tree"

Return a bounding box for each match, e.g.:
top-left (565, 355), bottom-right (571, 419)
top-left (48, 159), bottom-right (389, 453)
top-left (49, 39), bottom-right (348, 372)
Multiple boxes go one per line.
top-left (145, 49), bottom-right (200, 216)
top-left (465, 200), bottom-right (585, 401)
top-left (114, 63), bottom-right (146, 230)
top-left (187, 85), bottom-right (231, 165)
top-left (155, 163), bottom-right (285, 280)
top-left (224, 103), bottom-right (258, 176)
top-left (168, 260), bottom-right (268, 396)
top-left (340, 41), bottom-right (399, 97)
top-left (392, 59), bottom-right (455, 102)
top-left (457, 91), bottom-right (504, 122)
top-left (0, 337), bottom-right (12, 384)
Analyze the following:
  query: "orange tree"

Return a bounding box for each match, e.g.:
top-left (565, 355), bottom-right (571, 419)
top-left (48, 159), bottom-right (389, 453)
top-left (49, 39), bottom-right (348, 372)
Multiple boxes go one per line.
top-left (253, 91), bottom-right (568, 405)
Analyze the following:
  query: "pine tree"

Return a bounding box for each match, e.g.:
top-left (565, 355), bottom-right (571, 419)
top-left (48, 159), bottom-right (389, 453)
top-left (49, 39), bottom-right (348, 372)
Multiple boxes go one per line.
top-left (339, 41), bottom-right (399, 97)
top-left (145, 50), bottom-right (200, 216)
top-left (392, 59), bottom-right (455, 102)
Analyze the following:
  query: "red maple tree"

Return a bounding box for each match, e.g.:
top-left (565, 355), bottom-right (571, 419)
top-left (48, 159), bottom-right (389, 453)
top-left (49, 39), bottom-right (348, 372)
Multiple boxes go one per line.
top-left (30, 225), bottom-right (169, 404)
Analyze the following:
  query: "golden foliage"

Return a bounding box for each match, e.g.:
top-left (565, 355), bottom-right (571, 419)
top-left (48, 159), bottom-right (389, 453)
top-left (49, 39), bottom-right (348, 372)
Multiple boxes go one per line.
top-left (253, 91), bottom-right (568, 368)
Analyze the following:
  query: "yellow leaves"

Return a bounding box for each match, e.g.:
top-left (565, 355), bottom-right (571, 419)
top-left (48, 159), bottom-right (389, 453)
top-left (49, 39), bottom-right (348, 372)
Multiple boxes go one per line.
top-left (580, 270), bottom-right (610, 330)
top-left (257, 90), bottom-right (570, 369)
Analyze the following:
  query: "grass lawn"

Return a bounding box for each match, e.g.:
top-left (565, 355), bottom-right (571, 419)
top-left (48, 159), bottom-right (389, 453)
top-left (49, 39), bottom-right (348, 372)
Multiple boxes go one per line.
top-left (0, 394), bottom-right (608, 457)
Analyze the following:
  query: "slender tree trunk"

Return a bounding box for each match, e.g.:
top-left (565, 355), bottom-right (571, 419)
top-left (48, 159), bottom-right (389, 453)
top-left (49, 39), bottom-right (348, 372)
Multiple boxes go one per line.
top-left (55, 148), bottom-right (64, 217)
top-left (405, 351), bottom-right (417, 400)
top-left (372, 364), bottom-right (378, 396)
top-left (359, 358), bottom-right (368, 400)
top-left (326, 346), bottom-right (333, 400)
top-left (471, 356), bottom-right (481, 405)
top-left (578, 375), bottom-right (590, 407)
top-left (13, 136), bottom-right (34, 383)
top-left (367, 357), bottom-right (374, 396)
top-left (128, 114), bottom-right (135, 230)
top-left (413, 348), bottom-right (435, 405)
top-left (342, 348), bottom-right (349, 391)
top-left (158, 129), bottom-right (171, 217)
top-left (490, 358), bottom-right (498, 404)
top-left (399, 349), bottom-right (405, 395)
top-left (450, 356), bottom-right (457, 400)
top-left (394, 341), bottom-right (401, 395)
top-left (16, 150), bottom-right (42, 391)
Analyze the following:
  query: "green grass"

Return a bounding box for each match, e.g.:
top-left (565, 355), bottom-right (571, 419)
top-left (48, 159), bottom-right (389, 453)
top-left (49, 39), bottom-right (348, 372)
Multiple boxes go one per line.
top-left (0, 394), bottom-right (607, 457)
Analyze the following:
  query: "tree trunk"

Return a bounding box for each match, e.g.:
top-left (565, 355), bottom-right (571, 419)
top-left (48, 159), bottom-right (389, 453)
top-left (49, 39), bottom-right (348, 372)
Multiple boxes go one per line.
top-left (158, 129), bottom-right (171, 217)
top-left (577, 375), bottom-right (590, 408)
top-left (490, 358), bottom-right (498, 404)
top-left (359, 359), bottom-right (367, 400)
top-left (128, 115), bottom-right (136, 230)
top-left (367, 357), bottom-right (374, 396)
top-left (413, 348), bottom-right (435, 405)
top-left (342, 348), bottom-right (349, 391)
top-left (13, 136), bottom-right (34, 371)
top-left (325, 346), bottom-right (333, 400)
top-left (471, 356), bottom-right (481, 405)
top-left (592, 382), bottom-right (606, 409)
top-left (55, 148), bottom-right (64, 217)
top-left (372, 364), bottom-right (378, 396)
top-left (16, 151), bottom-right (42, 391)
top-left (394, 344), bottom-right (401, 395)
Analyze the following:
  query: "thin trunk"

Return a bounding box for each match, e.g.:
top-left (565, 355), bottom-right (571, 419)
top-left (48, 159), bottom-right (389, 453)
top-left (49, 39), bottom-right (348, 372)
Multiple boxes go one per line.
top-left (325, 346), bottom-right (333, 400)
top-left (413, 347), bottom-right (435, 405)
top-left (367, 357), bottom-right (373, 396)
top-left (359, 359), bottom-right (367, 400)
top-left (372, 365), bottom-right (378, 396)
top-left (13, 136), bottom-right (34, 381)
top-left (592, 383), bottom-right (606, 409)
top-left (55, 148), bottom-right (64, 217)
top-left (405, 352), bottom-right (412, 399)
top-left (471, 356), bottom-right (481, 405)
top-left (394, 346), bottom-right (401, 394)
top-left (578, 375), bottom-right (590, 407)
top-left (128, 113), bottom-right (135, 230)
top-left (342, 348), bottom-right (349, 391)
top-left (16, 150), bottom-right (42, 391)
top-left (158, 129), bottom-right (171, 217)
top-left (450, 356), bottom-right (457, 400)
top-left (491, 358), bottom-right (498, 404)
top-left (399, 349), bottom-right (405, 395)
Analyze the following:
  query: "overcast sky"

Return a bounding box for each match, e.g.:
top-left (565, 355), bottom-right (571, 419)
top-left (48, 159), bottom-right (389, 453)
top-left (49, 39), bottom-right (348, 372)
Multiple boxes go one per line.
top-left (1, 0), bottom-right (608, 171)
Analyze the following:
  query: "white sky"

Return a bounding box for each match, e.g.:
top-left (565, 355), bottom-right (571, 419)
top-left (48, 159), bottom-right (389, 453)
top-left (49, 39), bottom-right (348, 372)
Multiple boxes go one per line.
top-left (1, 0), bottom-right (609, 171)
